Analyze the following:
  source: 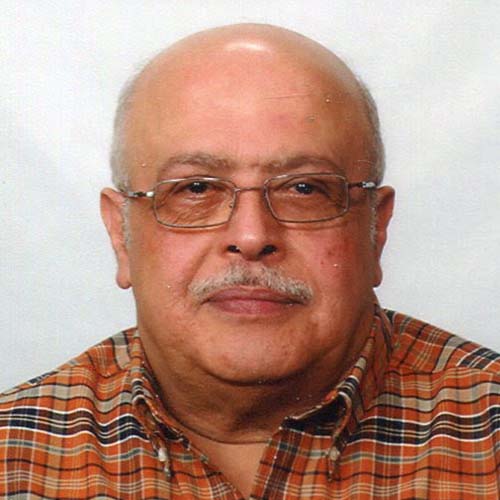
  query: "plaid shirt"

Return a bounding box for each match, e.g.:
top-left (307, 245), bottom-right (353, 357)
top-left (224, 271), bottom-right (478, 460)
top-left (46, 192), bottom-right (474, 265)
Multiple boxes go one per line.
top-left (1, 307), bottom-right (499, 499)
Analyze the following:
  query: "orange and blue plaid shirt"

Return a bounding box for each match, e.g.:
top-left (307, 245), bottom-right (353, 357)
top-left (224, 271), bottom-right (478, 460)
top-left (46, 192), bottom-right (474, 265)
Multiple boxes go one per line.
top-left (1, 307), bottom-right (499, 499)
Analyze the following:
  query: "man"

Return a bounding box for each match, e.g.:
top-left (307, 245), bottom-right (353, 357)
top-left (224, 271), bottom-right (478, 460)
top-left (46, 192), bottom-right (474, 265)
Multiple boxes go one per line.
top-left (0, 23), bottom-right (498, 499)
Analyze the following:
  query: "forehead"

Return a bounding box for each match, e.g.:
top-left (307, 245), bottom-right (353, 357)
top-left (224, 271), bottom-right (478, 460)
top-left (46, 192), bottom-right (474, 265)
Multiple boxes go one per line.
top-left (124, 44), bottom-right (372, 185)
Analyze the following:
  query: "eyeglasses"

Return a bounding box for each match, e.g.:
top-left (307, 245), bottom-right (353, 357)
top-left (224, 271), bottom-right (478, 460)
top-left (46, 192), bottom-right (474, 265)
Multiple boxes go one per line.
top-left (122, 173), bottom-right (377, 228)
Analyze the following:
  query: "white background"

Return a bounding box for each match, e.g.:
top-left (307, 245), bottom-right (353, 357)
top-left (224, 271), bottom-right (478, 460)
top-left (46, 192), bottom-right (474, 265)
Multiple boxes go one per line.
top-left (1, 1), bottom-right (499, 391)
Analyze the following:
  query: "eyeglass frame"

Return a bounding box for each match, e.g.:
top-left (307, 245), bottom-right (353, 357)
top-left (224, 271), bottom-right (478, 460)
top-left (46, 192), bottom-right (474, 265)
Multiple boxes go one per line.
top-left (121, 172), bottom-right (378, 229)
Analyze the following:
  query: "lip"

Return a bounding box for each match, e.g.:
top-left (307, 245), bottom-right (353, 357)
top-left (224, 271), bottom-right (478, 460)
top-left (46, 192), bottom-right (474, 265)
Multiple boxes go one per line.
top-left (205, 287), bottom-right (302, 315)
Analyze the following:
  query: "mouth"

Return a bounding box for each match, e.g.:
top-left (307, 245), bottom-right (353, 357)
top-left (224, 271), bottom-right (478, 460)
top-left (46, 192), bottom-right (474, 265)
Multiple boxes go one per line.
top-left (204, 287), bottom-right (304, 315)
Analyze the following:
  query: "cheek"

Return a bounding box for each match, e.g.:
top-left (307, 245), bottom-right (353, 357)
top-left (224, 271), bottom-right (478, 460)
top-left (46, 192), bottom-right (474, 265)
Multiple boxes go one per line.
top-left (127, 216), bottom-right (211, 295)
top-left (127, 231), bottom-right (212, 340)
top-left (300, 225), bottom-right (375, 297)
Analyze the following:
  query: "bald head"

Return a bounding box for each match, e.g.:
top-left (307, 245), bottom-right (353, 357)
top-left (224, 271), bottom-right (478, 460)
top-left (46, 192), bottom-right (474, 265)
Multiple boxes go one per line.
top-left (110, 23), bottom-right (384, 189)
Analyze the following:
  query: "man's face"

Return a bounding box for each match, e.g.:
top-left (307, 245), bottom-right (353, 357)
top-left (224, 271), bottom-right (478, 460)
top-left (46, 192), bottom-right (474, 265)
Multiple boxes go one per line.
top-left (103, 42), bottom-right (394, 387)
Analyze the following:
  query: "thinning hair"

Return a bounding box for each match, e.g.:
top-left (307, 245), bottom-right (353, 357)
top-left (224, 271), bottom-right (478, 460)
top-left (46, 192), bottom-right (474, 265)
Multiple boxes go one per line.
top-left (354, 78), bottom-right (386, 184)
top-left (110, 64), bottom-right (145, 191)
top-left (109, 54), bottom-right (386, 191)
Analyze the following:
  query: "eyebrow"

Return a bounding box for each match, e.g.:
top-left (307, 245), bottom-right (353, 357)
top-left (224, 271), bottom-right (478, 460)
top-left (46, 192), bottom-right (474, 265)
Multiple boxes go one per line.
top-left (157, 153), bottom-right (233, 180)
top-left (268, 155), bottom-right (346, 175)
top-left (156, 152), bottom-right (345, 179)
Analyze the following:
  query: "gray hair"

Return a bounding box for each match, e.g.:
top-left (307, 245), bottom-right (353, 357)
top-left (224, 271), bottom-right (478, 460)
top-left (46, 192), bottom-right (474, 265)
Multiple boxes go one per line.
top-left (189, 264), bottom-right (314, 305)
top-left (109, 65), bottom-right (145, 191)
top-left (355, 78), bottom-right (386, 185)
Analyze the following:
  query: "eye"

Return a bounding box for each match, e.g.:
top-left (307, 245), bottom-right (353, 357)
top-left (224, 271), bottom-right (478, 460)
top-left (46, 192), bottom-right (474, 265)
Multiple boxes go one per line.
top-left (270, 175), bottom-right (342, 202)
top-left (186, 181), bottom-right (210, 194)
top-left (293, 182), bottom-right (316, 195)
top-left (285, 178), bottom-right (329, 197)
top-left (170, 179), bottom-right (215, 196)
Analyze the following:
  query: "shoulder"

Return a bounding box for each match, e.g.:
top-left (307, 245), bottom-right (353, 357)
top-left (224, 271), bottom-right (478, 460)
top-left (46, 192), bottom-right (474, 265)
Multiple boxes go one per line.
top-left (363, 311), bottom-right (500, 484)
top-left (0, 329), bottom-right (137, 413)
top-left (385, 309), bottom-right (500, 376)
top-left (0, 330), bottom-right (151, 497)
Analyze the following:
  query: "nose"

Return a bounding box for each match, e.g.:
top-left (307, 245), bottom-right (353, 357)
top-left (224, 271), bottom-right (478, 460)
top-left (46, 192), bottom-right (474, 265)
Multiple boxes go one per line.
top-left (221, 188), bottom-right (282, 262)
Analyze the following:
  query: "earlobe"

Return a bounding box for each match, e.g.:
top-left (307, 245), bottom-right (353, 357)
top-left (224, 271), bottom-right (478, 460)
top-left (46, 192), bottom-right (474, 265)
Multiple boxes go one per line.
top-left (372, 186), bottom-right (395, 287)
top-left (100, 188), bottom-right (132, 289)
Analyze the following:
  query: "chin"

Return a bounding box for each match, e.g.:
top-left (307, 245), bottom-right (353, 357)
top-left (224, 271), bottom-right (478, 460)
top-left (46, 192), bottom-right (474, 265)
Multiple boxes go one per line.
top-left (203, 349), bottom-right (311, 386)
top-left (194, 321), bottom-right (322, 384)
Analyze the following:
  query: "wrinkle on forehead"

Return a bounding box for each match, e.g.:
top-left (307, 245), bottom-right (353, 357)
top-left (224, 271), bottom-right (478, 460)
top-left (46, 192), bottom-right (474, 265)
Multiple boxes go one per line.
top-left (262, 92), bottom-right (312, 100)
top-left (262, 89), bottom-right (353, 106)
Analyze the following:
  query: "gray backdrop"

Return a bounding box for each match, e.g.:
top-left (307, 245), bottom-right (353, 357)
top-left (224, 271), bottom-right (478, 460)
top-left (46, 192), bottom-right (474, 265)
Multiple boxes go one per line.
top-left (2, 1), bottom-right (499, 390)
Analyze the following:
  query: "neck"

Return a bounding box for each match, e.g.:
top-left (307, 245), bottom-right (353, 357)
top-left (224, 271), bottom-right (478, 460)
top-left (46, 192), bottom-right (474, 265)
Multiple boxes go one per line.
top-left (145, 344), bottom-right (365, 444)
top-left (169, 413), bottom-right (270, 444)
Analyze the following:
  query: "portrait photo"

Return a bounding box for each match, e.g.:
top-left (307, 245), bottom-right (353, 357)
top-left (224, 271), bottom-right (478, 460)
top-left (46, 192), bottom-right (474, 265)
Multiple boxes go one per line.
top-left (1, 2), bottom-right (499, 498)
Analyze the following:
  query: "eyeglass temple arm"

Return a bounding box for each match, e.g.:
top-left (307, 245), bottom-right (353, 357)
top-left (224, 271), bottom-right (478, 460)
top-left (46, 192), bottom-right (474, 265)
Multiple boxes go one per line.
top-left (348, 181), bottom-right (377, 190)
top-left (122, 190), bottom-right (155, 198)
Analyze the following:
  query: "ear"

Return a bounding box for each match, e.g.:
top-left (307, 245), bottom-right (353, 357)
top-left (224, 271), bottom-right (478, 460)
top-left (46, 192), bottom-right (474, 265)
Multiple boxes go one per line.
top-left (372, 186), bottom-right (395, 287)
top-left (100, 188), bottom-right (132, 289)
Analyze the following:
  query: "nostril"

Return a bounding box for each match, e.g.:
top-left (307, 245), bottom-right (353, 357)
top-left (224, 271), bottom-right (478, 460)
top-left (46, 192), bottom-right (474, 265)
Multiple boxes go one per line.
top-left (261, 245), bottom-right (277, 256)
top-left (227, 245), bottom-right (241, 253)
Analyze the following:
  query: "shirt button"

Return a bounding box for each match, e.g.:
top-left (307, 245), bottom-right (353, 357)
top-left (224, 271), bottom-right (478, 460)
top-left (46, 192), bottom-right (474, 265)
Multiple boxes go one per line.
top-left (329, 446), bottom-right (340, 462)
top-left (157, 447), bottom-right (167, 462)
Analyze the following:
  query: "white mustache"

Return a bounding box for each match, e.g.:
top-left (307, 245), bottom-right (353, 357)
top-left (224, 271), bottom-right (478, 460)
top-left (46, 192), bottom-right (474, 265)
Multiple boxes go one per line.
top-left (189, 265), bottom-right (313, 304)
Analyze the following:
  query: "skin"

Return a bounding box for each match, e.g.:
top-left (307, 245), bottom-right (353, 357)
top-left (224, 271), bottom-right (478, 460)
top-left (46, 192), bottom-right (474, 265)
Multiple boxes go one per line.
top-left (101, 24), bottom-right (394, 497)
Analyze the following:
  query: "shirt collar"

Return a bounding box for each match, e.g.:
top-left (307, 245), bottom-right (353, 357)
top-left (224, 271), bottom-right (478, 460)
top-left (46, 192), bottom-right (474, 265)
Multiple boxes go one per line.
top-left (275, 304), bottom-right (394, 449)
top-left (127, 331), bottom-right (183, 441)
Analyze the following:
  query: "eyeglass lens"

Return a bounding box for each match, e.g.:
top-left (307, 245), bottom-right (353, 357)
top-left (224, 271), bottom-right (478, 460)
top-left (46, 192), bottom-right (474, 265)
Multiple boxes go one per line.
top-left (153, 174), bottom-right (348, 227)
